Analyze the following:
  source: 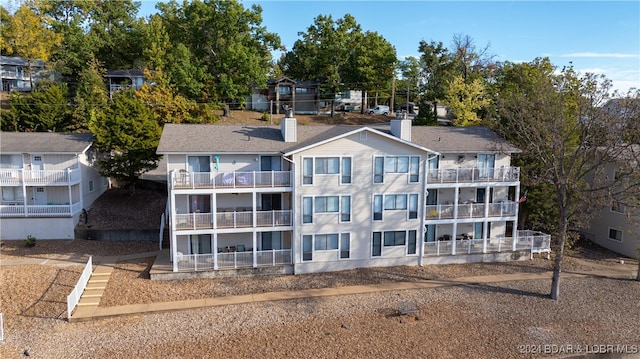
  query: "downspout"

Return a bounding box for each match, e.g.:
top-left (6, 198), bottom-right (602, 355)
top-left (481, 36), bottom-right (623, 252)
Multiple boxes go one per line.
top-left (282, 154), bottom-right (296, 274)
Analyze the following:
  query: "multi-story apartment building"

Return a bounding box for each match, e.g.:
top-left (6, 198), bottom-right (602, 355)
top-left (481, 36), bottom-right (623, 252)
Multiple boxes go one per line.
top-left (0, 55), bottom-right (46, 92)
top-left (0, 132), bottom-right (109, 240)
top-left (157, 118), bottom-right (550, 275)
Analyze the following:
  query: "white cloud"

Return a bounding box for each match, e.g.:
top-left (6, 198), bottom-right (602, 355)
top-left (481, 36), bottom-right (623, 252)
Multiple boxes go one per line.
top-left (560, 52), bottom-right (639, 59)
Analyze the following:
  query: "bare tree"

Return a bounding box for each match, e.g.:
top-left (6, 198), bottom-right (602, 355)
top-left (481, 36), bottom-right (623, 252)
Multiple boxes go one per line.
top-left (493, 59), bottom-right (640, 299)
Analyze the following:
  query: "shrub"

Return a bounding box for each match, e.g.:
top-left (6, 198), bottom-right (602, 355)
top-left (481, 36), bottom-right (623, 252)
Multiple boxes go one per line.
top-left (23, 235), bottom-right (36, 248)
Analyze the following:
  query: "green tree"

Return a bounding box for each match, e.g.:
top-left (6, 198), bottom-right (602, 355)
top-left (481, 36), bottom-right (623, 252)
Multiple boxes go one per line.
top-left (5, 84), bottom-right (71, 132)
top-left (157, 0), bottom-right (281, 113)
top-left (492, 58), bottom-right (640, 300)
top-left (445, 74), bottom-right (490, 126)
top-left (417, 40), bottom-right (455, 122)
top-left (4, 3), bottom-right (62, 88)
top-left (72, 59), bottom-right (108, 132)
top-left (89, 90), bottom-right (161, 195)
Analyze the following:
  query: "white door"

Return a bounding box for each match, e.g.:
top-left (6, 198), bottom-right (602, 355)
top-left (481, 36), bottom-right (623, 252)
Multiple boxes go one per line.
top-left (32, 187), bottom-right (46, 205)
top-left (31, 154), bottom-right (44, 180)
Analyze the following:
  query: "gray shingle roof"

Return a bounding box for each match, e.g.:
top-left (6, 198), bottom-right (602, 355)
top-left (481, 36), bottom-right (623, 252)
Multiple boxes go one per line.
top-left (0, 132), bottom-right (94, 153)
top-left (157, 123), bottom-right (520, 155)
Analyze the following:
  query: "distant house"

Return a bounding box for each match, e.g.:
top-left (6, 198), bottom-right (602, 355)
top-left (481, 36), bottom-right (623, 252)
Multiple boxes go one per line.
top-left (105, 69), bottom-right (145, 98)
top-left (334, 90), bottom-right (364, 112)
top-left (0, 55), bottom-right (46, 92)
top-left (267, 76), bottom-right (320, 115)
top-left (0, 132), bottom-right (109, 240)
top-left (582, 144), bottom-right (640, 259)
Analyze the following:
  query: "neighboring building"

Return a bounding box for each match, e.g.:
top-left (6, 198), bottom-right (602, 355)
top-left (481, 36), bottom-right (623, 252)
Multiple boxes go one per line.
top-left (582, 145), bottom-right (640, 259)
top-left (334, 90), bottom-right (364, 112)
top-left (267, 76), bottom-right (320, 115)
top-left (0, 55), bottom-right (46, 92)
top-left (105, 69), bottom-right (145, 98)
top-left (0, 132), bottom-right (109, 240)
top-left (156, 119), bottom-right (550, 275)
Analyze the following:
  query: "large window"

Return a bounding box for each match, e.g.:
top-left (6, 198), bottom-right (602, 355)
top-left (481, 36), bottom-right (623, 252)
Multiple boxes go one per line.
top-left (302, 156), bottom-right (352, 185)
top-left (340, 233), bottom-right (350, 259)
top-left (188, 156), bottom-right (210, 172)
top-left (408, 194), bottom-right (418, 219)
top-left (373, 195), bottom-right (383, 221)
top-left (314, 234), bottom-right (339, 250)
top-left (372, 230), bottom-right (417, 256)
top-left (303, 196), bottom-right (350, 223)
top-left (303, 235), bottom-right (313, 261)
top-left (190, 234), bottom-right (212, 254)
top-left (374, 194), bottom-right (419, 220)
top-left (608, 228), bottom-right (623, 242)
top-left (384, 231), bottom-right (406, 246)
top-left (374, 156), bottom-right (420, 183)
top-left (477, 154), bottom-right (496, 178)
top-left (385, 194), bottom-right (407, 210)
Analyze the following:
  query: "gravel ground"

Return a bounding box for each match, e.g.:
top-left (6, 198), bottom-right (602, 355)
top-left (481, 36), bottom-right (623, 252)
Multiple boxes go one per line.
top-left (1, 239), bottom-right (639, 358)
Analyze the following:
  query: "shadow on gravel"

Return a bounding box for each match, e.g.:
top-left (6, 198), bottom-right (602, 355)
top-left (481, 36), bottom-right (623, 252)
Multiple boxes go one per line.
top-left (461, 282), bottom-right (550, 300)
top-left (21, 268), bottom-right (79, 320)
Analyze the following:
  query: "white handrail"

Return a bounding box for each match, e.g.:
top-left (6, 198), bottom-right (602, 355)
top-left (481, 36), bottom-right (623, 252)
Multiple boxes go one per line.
top-left (66, 256), bottom-right (93, 320)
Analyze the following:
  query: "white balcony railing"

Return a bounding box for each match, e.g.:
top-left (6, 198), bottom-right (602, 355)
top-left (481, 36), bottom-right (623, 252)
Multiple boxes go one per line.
top-left (426, 167), bottom-right (520, 184)
top-left (425, 201), bottom-right (516, 220)
top-left (171, 170), bottom-right (292, 190)
top-left (0, 168), bottom-right (81, 186)
top-left (424, 230), bottom-right (550, 257)
top-left (174, 210), bottom-right (292, 230)
top-left (0, 202), bottom-right (81, 217)
top-left (175, 249), bottom-right (292, 271)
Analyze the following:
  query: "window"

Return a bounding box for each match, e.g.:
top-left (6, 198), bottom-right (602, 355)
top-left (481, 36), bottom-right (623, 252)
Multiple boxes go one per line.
top-left (408, 194), bottom-right (418, 219)
top-left (374, 156), bottom-right (420, 183)
top-left (341, 157), bottom-right (352, 184)
top-left (303, 235), bottom-right (313, 260)
top-left (384, 194), bottom-right (407, 210)
top-left (314, 234), bottom-right (339, 250)
top-left (315, 196), bottom-right (339, 213)
top-left (372, 232), bottom-right (382, 257)
top-left (477, 154), bottom-right (496, 178)
top-left (373, 195), bottom-right (383, 221)
top-left (303, 158), bottom-right (313, 184)
top-left (611, 200), bottom-right (626, 214)
top-left (374, 157), bottom-right (384, 183)
top-left (608, 228), bottom-right (623, 242)
top-left (295, 87), bottom-right (315, 94)
top-left (261, 232), bottom-right (282, 250)
top-left (340, 233), bottom-right (350, 259)
top-left (303, 197), bottom-right (313, 223)
top-left (341, 196), bottom-right (351, 222)
top-left (315, 157), bottom-right (340, 174)
top-left (278, 86), bottom-right (292, 95)
top-left (409, 157), bottom-right (420, 182)
top-left (188, 156), bottom-right (210, 172)
top-left (190, 234), bottom-right (212, 254)
top-left (407, 230), bottom-right (417, 254)
top-left (384, 231), bottom-right (406, 246)
top-left (88, 179), bottom-right (95, 192)
top-left (261, 156), bottom-right (282, 171)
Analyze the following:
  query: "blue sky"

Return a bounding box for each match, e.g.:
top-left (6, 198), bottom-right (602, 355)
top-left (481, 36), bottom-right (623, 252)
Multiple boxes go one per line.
top-left (137, 0), bottom-right (639, 94)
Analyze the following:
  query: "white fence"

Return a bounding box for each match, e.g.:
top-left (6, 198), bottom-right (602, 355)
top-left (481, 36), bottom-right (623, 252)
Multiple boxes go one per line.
top-left (66, 256), bottom-right (93, 320)
top-left (0, 312), bottom-right (3, 342)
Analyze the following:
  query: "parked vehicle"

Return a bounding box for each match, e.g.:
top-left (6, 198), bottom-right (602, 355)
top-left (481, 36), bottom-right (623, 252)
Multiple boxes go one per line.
top-left (367, 105), bottom-right (390, 115)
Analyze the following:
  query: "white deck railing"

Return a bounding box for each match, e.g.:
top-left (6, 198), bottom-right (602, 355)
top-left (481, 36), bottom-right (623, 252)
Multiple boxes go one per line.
top-left (425, 201), bottom-right (517, 220)
top-left (67, 256), bottom-right (93, 320)
top-left (175, 249), bottom-right (292, 271)
top-left (424, 230), bottom-right (551, 257)
top-left (426, 167), bottom-right (519, 184)
top-left (171, 170), bottom-right (292, 190)
top-left (0, 202), bottom-right (82, 217)
top-left (0, 168), bottom-right (81, 185)
top-left (174, 210), bottom-right (292, 230)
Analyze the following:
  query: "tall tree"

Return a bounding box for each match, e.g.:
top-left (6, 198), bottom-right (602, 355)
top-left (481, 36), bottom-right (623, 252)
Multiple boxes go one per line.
top-left (492, 58), bottom-right (640, 299)
top-left (72, 58), bottom-right (108, 132)
top-left (3, 3), bottom-right (62, 88)
top-left (157, 0), bottom-right (280, 113)
top-left (417, 40), bottom-right (455, 122)
top-left (5, 83), bottom-right (71, 132)
top-left (89, 90), bottom-right (161, 195)
top-left (445, 74), bottom-right (490, 126)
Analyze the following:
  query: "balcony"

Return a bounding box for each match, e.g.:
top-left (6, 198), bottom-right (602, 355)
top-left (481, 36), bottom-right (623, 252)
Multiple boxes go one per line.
top-left (0, 168), bottom-right (81, 186)
top-left (424, 230), bottom-right (551, 257)
top-left (0, 202), bottom-right (82, 217)
top-left (175, 249), bottom-right (292, 271)
top-left (425, 201), bottom-right (517, 220)
top-left (426, 167), bottom-right (519, 184)
top-left (171, 170), bottom-right (292, 190)
top-left (174, 209), bottom-right (292, 230)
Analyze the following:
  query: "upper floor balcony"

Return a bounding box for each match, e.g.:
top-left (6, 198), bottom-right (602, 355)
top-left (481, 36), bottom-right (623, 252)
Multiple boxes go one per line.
top-left (425, 200), bottom-right (517, 221)
top-left (174, 209), bottom-right (292, 231)
top-left (170, 170), bottom-right (292, 190)
top-left (426, 167), bottom-right (519, 185)
top-left (0, 168), bottom-right (81, 186)
top-left (0, 202), bottom-right (82, 217)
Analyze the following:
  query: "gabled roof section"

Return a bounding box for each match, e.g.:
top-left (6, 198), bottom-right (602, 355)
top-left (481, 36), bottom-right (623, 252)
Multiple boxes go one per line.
top-left (0, 55), bottom-right (45, 68)
top-left (157, 123), bottom-right (519, 156)
top-left (267, 76), bottom-right (319, 87)
top-left (0, 132), bottom-right (94, 153)
top-left (283, 126), bottom-right (438, 156)
top-left (105, 69), bottom-right (145, 78)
